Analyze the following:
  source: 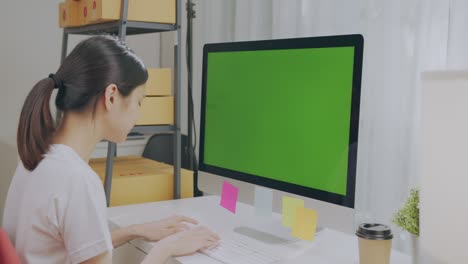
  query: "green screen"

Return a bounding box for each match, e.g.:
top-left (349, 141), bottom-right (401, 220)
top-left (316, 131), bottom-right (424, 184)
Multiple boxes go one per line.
top-left (204, 47), bottom-right (355, 195)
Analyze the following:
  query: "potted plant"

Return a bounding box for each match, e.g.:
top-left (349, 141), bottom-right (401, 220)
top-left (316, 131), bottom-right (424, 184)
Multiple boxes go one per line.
top-left (392, 188), bottom-right (419, 263)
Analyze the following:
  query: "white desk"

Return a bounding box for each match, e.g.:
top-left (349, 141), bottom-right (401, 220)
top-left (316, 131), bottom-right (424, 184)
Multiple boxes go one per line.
top-left (108, 196), bottom-right (410, 264)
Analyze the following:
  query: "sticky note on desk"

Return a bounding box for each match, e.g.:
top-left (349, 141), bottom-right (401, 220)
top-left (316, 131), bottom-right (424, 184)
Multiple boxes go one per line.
top-left (254, 186), bottom-right (273, 217)
top-left (282, 196), bottom-right (305, 227)
top-left (292, 207), bottom-right (318, 241)
top-left (220, 181), bottom-right (239, 214)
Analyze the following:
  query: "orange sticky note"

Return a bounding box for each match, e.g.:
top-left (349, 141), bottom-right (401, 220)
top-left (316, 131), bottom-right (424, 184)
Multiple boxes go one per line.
top-left (292, 207), bottom-right (318, 241)
top-left (282, 196), bottom-right (305, 227)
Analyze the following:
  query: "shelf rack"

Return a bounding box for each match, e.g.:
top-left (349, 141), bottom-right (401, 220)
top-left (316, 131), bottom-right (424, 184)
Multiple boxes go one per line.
top-left (59, 0), bottom-right (183, 206)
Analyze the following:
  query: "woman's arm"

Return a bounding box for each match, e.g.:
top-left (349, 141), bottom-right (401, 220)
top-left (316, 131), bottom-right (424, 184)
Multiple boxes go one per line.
top-left (140, 243), bottom-right (172, 264)
top-left (80, 252), bottom-right (112, 264)
top-left (111, 215), bottom-right (198, 248)
top-left (111, 225), bottom-right (140, 248)
top-left (81, 226), bottom-right (219, 264)
top-left (79, 243), bottom-right (172, 264)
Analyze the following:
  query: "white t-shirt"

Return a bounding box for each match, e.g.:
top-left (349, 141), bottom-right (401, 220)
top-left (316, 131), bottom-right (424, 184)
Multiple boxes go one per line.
top-left (2, 144), bottom-right (113, 264)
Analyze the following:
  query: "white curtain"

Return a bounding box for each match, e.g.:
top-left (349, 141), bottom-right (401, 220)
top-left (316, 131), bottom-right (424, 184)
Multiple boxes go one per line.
top-left (190, 0), bottom-right (468, 252)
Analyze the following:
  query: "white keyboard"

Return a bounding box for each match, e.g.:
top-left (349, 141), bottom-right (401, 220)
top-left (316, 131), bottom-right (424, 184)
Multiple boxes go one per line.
top-left (200, 237), bottom-right (282, 264)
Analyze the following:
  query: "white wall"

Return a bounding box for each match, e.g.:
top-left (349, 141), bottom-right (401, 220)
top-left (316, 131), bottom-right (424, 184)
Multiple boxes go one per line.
top-left (0, 1), bottom-right (162, 225)
top-left (0, 0), bottom-right (62, 225)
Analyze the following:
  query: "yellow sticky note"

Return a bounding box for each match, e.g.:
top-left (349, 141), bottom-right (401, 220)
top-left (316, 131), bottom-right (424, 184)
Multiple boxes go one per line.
top-left (292, 207), bottom-right (318, 241)
top-left (282, 196), bottom-right (305, 227)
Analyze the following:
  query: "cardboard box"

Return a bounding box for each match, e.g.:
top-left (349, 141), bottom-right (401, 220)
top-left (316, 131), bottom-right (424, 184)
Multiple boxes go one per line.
top-left (59, 3), bottom-right (67, 27)
top-left (58, 1), bottom-right (80, 28)
top-left (137, 96), bottom-right (174, 125)
top-left (127, 0), bottom-right (176, 24)
top-left (89, 156), bottom-right (194, 207)
top-left (86, 0), bottom-right (176, 24)
top-left (146, 68), bottom-right (172, 96)
top-left (78, 0), bottom-right (89, 26)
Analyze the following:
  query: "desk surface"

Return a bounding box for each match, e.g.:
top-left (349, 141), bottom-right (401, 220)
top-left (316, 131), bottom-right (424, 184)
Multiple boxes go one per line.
top-left (108, 196), bottom-right (410, 264)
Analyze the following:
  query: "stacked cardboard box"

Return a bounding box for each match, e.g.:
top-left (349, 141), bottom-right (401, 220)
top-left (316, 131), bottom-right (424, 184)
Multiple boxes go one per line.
top-left (59, 0), bottom-right (176, 28)
top-left (89, 156), bottom-right (193, 207)
top-left (137, 68), bottom-right (174, 126)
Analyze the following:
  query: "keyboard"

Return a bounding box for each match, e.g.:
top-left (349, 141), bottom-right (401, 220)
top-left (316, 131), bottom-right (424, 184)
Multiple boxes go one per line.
top-left (200, 236), bottom-right (282, 264)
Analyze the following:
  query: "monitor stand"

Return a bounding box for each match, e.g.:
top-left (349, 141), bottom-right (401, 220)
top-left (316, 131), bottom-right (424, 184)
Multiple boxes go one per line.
top-left (233, 225), bottom-right (324, 245)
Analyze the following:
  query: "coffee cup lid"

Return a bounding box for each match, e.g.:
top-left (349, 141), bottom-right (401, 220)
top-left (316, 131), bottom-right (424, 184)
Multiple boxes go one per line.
top-left (356, 223), bottom-right (393, 240)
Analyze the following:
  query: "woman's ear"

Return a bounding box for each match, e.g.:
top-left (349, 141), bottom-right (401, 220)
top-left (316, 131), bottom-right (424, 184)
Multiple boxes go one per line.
top-left (103, 84), bottom-right (118, 111)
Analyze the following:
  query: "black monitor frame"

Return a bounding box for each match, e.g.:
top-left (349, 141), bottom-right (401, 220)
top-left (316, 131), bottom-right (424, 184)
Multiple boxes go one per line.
top-left (199, 34), bottom-right (364, 208)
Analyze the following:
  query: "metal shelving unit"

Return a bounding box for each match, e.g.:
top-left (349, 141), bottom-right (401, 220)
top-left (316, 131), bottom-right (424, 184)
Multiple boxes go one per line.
top-left (59, 0), bottom-right (182, 206)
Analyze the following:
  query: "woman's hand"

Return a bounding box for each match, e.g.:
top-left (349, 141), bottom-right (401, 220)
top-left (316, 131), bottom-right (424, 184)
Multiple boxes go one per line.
top-left (159, 226), bottom-right (220, 257)
top-left (133, 215), bottom-right (198, 242)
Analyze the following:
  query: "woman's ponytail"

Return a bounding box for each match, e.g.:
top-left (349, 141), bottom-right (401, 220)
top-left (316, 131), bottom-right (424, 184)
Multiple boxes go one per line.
top-left (17, 78), bottom-right (56, 171)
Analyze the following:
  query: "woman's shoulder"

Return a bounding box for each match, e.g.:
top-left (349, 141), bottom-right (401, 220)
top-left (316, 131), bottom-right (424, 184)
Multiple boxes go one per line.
top-left (33, 146), bottom-right (98, 187)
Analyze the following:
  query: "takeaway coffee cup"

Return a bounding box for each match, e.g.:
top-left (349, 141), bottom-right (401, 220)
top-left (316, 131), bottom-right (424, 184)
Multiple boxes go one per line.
top-left (356, 223), bottom-right (393, 264)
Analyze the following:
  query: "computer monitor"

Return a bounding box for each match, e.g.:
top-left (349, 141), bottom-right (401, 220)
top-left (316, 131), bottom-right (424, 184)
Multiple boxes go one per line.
top-left (199, 34), bottom-right (363, 207)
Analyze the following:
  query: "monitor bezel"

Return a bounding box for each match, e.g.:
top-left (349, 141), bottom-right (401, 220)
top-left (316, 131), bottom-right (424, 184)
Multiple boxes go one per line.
top-left (199, 34), bottom-right (364, 208)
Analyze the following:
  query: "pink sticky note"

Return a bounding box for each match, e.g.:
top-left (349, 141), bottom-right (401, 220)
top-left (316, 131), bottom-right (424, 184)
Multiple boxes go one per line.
top-left (220, 181), bottom-right (239, 214)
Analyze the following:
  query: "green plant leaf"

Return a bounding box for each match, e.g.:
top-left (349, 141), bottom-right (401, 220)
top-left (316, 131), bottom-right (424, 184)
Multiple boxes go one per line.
top-left (392, 188), bottom-right (419, 236)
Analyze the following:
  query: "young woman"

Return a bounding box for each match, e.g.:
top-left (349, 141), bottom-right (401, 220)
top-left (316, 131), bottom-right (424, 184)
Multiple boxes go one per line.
top-left (2, 36), bottom-right (219, 264)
